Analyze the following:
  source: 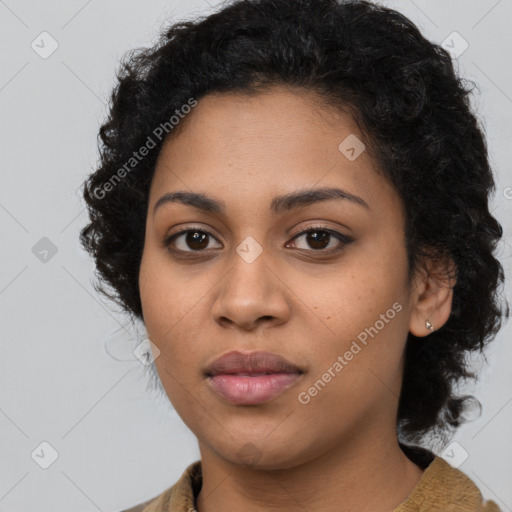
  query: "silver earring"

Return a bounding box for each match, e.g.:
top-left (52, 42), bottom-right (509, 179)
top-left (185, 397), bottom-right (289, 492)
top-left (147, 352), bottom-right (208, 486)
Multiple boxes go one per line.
top-left (425, 319), bottom-right (434, 332)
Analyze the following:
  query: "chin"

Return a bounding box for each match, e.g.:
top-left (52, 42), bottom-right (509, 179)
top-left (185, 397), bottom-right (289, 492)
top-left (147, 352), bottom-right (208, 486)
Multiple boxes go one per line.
top-left (207, 434), bottom-right (315, 471)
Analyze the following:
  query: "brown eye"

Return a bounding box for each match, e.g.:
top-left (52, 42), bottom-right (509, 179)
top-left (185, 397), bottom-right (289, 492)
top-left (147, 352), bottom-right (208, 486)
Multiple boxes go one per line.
top-left (164, 229), bottom-right (222, 252)
top-left (303, 230), bottom-right (330, 250)
top-left (163, 225), bottom-right (353, 256)
top-left (182, 231), bottom-right (209, 250)
top-left (288, 227), bottom-right (353, 253)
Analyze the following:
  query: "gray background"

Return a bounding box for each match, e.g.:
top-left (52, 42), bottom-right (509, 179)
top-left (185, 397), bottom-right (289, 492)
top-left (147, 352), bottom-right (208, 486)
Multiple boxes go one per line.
top-left (1, 0), bottom-right (511, 511)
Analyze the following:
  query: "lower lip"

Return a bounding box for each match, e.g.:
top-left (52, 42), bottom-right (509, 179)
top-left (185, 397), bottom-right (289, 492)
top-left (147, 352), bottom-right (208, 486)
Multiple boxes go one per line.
top-left (207, 373), bottom-right (302, 404)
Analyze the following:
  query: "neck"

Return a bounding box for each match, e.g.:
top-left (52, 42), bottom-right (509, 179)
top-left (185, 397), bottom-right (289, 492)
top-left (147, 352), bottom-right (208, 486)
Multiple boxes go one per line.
top-left (195, 432), bottom-right (425, 512)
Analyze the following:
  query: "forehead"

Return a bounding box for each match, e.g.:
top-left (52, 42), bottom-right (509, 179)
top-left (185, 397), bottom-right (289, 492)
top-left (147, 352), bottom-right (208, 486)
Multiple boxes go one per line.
top-left (149, 86), bottom-right (401, 222)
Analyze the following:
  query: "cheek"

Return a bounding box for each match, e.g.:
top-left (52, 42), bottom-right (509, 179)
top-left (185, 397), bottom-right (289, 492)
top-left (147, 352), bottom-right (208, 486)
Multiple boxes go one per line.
top-left (300, 239), bottom-right (408, 337)
top-left (139, 248), bottom-right (213, 373)
top-left (140, 246), bottom-right (189, 329)
top-left (294, 245), bottom-right (410, 403)
top-left (139, 250), bottom-right (181, 355)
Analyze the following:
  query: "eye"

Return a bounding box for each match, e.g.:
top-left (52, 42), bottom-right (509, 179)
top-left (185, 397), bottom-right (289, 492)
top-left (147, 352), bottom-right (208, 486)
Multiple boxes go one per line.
top-left (163, 225), bottom-right (353, 255)
top-left (163, 227), bottom-right (221, 253)
top-left (287, 225), bottom-right (353, 254)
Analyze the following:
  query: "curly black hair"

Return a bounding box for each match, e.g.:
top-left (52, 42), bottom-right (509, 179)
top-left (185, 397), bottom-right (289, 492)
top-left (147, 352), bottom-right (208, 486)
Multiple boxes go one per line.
top-left (80, 0), bottom-right (509, 446)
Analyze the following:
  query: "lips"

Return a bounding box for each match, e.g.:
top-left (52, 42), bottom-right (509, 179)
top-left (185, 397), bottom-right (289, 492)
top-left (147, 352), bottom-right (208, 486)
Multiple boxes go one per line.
top-left (205, 350), bottom-right (303, 376)
top-left (204, 350), bottom-right (304, 405)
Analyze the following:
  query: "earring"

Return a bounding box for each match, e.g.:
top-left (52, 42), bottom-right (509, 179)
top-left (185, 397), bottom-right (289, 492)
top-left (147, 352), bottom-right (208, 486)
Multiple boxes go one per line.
top-left (425, 319), bottom-right (434, 332)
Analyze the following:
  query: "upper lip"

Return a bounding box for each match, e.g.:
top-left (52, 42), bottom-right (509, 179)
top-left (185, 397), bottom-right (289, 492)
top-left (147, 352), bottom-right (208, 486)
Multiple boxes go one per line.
top-left (204, 350), bottom-right (304, 376)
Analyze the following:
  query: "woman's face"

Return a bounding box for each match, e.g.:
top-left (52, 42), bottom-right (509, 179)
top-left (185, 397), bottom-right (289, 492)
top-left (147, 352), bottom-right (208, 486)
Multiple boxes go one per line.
top-left (139, 86), bottom-right (424, 469)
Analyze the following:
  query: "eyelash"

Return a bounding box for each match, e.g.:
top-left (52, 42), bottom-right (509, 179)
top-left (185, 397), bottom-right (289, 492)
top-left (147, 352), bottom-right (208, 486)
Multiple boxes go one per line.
top-left (163, 224), bottom-right (354, 257)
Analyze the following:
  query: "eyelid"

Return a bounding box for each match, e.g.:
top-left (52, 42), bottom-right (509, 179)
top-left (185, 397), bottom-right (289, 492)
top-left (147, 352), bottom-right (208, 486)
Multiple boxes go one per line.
top-left (288, 223), bottom-right (349, 240)
top-left (163, 223), bottom-right (354, 255)
top-left (162, 224), bottom-right (222, 249)
top-left (287, 225), bottom-right (353, 251)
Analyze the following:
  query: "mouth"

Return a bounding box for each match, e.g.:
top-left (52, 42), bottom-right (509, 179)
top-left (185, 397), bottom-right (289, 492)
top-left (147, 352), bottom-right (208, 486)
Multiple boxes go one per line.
top-left (204, 350), bottom-right (305, 405)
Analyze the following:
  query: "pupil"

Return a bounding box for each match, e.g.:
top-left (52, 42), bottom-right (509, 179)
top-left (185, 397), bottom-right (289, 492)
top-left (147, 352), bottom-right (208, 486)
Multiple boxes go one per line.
top-left (308, 231), bottom-right (329, 250)
top-left (184, 230), bottom-right (330, 251)
top-left (187, 231), bottom-right (208, 250)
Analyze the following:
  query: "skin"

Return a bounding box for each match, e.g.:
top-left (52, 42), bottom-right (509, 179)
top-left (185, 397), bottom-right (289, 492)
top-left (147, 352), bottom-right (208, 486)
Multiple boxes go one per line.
top-left (138, 85), bottom-right (455, 512)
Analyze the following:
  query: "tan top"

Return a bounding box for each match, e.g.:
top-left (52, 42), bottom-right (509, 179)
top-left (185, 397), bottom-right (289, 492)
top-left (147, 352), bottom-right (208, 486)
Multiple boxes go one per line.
top-left (125, 452), bottom-right (501, 512)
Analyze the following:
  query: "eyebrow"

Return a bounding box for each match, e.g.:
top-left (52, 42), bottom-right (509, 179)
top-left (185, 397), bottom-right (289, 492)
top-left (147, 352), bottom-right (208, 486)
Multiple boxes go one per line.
top-left (153, 186), bottom-right (370, 216)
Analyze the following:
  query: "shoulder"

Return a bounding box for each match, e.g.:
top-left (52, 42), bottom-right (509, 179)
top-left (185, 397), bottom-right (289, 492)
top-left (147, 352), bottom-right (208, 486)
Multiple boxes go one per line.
top-left (122, 488), bottom-right (173, 512)
top-left (394, 454), bottom-right (502, 512)
top-left (122, 499), bottom-right (156, 512)
top-left (427, 456), bottom-right (500, 509)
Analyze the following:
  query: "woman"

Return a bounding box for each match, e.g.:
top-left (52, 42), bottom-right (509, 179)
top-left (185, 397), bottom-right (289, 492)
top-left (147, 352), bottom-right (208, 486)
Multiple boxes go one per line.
top-left (80, 0), bottom-right (508, 510)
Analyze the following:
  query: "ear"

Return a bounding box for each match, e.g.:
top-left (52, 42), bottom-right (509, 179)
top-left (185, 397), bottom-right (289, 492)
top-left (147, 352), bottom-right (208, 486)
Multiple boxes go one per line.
top-left (409, 253), bottom-right (457, 337)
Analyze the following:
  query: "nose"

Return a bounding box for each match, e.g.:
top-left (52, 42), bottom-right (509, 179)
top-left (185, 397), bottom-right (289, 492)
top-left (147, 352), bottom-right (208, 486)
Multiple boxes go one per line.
top-left (211, 248), bottom-right (291, 332)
